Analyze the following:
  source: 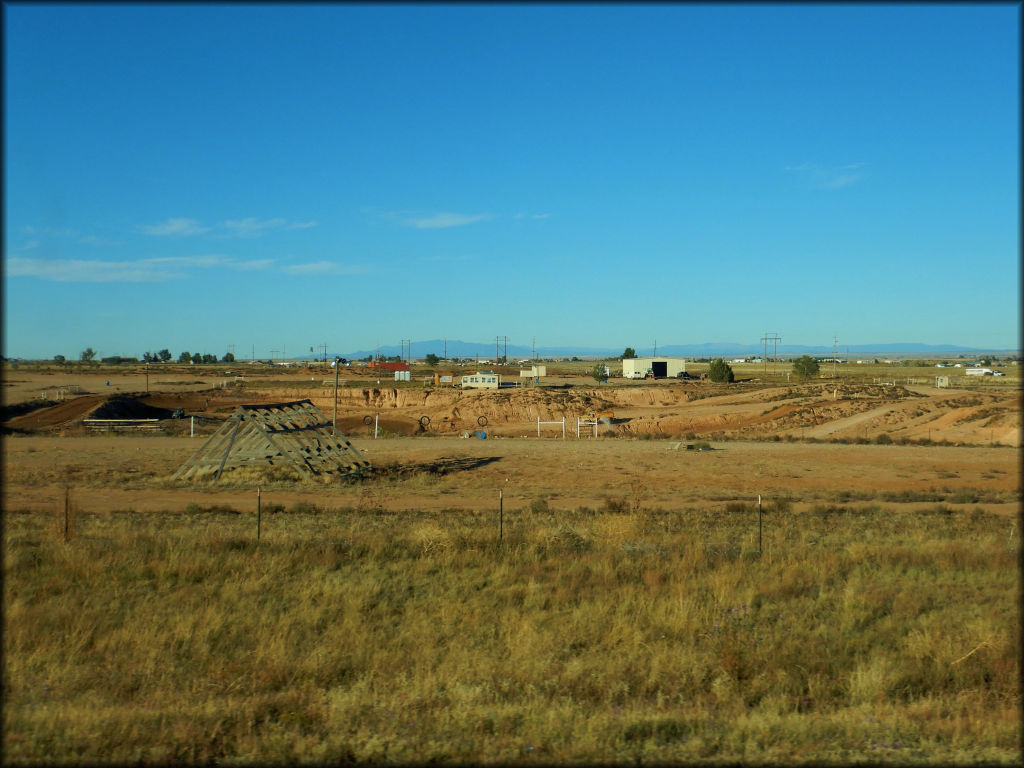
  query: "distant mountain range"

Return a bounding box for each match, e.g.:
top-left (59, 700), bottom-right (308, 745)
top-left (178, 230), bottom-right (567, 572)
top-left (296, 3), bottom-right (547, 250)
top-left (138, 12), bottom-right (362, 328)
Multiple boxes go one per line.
top-left (336, 340), bottom-right (1017, 360)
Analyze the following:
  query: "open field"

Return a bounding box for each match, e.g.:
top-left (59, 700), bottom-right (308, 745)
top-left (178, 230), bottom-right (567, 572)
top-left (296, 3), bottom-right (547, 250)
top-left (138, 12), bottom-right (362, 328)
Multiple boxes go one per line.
top-left (3, 362), bottom-right (1021, 763)
top-left (5, 500), bottom-right (1020, 763)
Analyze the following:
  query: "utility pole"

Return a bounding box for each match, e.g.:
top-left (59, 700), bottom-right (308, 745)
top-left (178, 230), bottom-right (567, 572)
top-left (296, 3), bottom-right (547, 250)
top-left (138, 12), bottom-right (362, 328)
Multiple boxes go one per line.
top-left (532, 336), bottom-right (536, 362)
top-left (443, 338), bottom-right (447, 361)
top-left (333, 357), bottom-right (341, 432)
top-left (833, 335), bottom-right (838, 380)
top-left (760, 333), bottom-right (781, 378)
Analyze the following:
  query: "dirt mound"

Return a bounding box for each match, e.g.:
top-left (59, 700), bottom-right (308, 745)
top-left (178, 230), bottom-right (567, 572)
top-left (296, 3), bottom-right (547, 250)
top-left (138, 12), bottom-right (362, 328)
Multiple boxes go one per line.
top-left (89, 396), bottom-right (174, 420)
top-left (3, 395), bottom-right (107, 431)
top-left (3, 394), bottom-right (179, 433)
top-left (2, 399), bottom-right (53, 422)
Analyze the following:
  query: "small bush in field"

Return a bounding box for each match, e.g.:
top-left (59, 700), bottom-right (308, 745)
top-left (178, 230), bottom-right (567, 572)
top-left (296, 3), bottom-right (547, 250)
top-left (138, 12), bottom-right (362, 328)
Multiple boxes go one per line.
top-left (707, 359), bottom-right (734, 383)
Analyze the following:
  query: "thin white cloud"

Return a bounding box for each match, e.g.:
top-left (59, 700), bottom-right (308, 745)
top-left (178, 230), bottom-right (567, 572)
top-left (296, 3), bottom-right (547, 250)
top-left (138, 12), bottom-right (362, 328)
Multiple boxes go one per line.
top-left (140, 254), bottom-right (275, 270)
top-left (221, 217), bottom-right (287, 236)
top-left (17, 225), bottom-right (78, 238)
top-left (136, 216), bottom-right (316, 238)
top-left (784, 162), bottom-right (865, 189)
top-left (231, 258), bottom-right (275, 271)
top-left (820, 174), bottom-right (860, 189)
top-left (140, 255), bottom-right (230, 267)
top-left (7, 256), bottom-right (183, 283)
top-left (78, 234), bottom-right (123, 246)
top-left (283, 261), bottom-right (368, 275)
top-left (401, 212), bottom-right (494, 229)
top-left (138, 218), bottom-right (209, 236)
top-left (7, 253), bottom-right (275, 283)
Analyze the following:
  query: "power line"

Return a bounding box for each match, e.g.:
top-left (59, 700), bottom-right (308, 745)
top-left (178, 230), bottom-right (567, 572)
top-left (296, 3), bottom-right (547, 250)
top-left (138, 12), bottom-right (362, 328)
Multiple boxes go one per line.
top-left (760, 333), bottom-right (781, 378)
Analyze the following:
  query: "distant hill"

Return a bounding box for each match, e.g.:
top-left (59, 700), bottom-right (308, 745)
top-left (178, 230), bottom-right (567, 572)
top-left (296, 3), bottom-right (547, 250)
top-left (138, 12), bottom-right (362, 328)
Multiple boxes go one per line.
top-left (337, 340), bottom-right (1017, 360)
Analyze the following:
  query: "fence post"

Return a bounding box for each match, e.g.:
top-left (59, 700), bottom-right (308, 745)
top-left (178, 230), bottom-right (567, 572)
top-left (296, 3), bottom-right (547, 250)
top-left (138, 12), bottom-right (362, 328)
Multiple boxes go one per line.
top-left (257, 486), bottom-right (262, 542)
top-left (499, 489), bottom-right (503, 541)
top-left (757, 494), bottom-right (762, 555)
top-left (63, 487), bottom-right (70, 543)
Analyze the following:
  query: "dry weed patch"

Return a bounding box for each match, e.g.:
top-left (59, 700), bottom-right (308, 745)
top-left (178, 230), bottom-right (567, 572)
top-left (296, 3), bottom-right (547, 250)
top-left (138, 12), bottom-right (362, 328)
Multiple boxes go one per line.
top-left (4, 504), bottom-right (1019, 764)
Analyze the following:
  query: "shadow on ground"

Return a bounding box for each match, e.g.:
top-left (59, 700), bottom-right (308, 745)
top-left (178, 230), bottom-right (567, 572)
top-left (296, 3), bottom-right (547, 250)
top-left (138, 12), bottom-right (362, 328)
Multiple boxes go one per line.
top-left (369, 456), bottom-right (502, 479)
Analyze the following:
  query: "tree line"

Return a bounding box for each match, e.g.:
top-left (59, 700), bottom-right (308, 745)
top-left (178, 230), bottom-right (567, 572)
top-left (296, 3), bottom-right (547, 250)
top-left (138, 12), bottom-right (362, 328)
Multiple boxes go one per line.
top-left (55, 349), bottom-right (237, 365)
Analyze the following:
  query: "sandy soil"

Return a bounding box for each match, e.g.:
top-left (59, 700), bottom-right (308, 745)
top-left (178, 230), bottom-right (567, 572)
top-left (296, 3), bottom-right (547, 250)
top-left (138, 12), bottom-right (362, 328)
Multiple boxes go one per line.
top-left (3, 367), bottom-right (1018, 517)
top-left (3, 432), bottom-right (1018, 519)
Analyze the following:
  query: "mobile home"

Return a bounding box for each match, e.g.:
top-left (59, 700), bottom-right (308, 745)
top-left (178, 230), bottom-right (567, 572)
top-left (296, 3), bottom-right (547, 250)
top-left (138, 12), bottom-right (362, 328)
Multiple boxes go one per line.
top-left (461, 372), bottom-right (499, 389)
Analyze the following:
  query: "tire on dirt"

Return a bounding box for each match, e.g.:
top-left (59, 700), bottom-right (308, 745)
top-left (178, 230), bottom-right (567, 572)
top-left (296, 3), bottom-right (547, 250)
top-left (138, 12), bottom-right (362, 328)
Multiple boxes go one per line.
top-left (363, 415), bottom-right (373, 425)
top-left (477, 416), bottom-right (488, 427)
top-left (418, 416), bottom-right (430, 427)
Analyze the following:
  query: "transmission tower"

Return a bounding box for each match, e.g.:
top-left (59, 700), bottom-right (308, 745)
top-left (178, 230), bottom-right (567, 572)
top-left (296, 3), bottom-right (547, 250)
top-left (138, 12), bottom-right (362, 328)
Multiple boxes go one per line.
top-left (760, 333), bottom-right (781, 378)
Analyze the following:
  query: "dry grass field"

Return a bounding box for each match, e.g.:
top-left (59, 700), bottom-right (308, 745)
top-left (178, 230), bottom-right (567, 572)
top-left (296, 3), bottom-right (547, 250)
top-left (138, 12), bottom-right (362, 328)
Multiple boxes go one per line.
top-left (3, 361), bottom-right (1021, 763)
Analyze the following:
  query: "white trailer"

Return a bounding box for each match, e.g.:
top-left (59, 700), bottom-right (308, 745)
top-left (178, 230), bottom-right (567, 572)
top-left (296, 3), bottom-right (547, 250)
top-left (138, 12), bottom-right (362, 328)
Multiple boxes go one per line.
top-left (965, 368), bottom-right (993, 376)
top-left (461, 372), bottom-right (500, 389)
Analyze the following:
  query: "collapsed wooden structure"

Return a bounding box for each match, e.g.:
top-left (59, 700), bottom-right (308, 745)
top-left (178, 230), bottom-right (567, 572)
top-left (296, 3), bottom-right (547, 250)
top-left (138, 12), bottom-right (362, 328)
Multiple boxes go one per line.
top-left (172, 400), bottom-right (370, 483)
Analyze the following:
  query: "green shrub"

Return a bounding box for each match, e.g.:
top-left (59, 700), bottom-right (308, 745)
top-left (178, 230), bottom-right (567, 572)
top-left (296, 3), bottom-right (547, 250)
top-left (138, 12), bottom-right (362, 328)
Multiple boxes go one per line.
top-left (707, 358), bottom-right (734, 383)
top-left (792, 355), bottom-right (820, 380)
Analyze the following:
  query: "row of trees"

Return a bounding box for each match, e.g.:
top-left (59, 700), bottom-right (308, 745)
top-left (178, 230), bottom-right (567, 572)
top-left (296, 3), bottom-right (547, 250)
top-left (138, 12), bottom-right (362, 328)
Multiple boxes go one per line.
top-left (55, 349), bottom-right (236, 365)
top-left (177, 352), bottom-right (235, 364)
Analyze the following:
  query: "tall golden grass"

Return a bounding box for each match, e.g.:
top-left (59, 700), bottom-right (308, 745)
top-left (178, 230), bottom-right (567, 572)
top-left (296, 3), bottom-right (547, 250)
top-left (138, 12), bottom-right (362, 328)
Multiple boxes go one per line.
top-left (5, 502), bottom-right (1019, 763)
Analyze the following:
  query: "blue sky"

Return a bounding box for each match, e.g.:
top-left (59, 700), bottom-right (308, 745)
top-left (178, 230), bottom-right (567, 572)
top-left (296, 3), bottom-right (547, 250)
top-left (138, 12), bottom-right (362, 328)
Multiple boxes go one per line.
top-left (4, 3), bottom-right (1019, 360)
